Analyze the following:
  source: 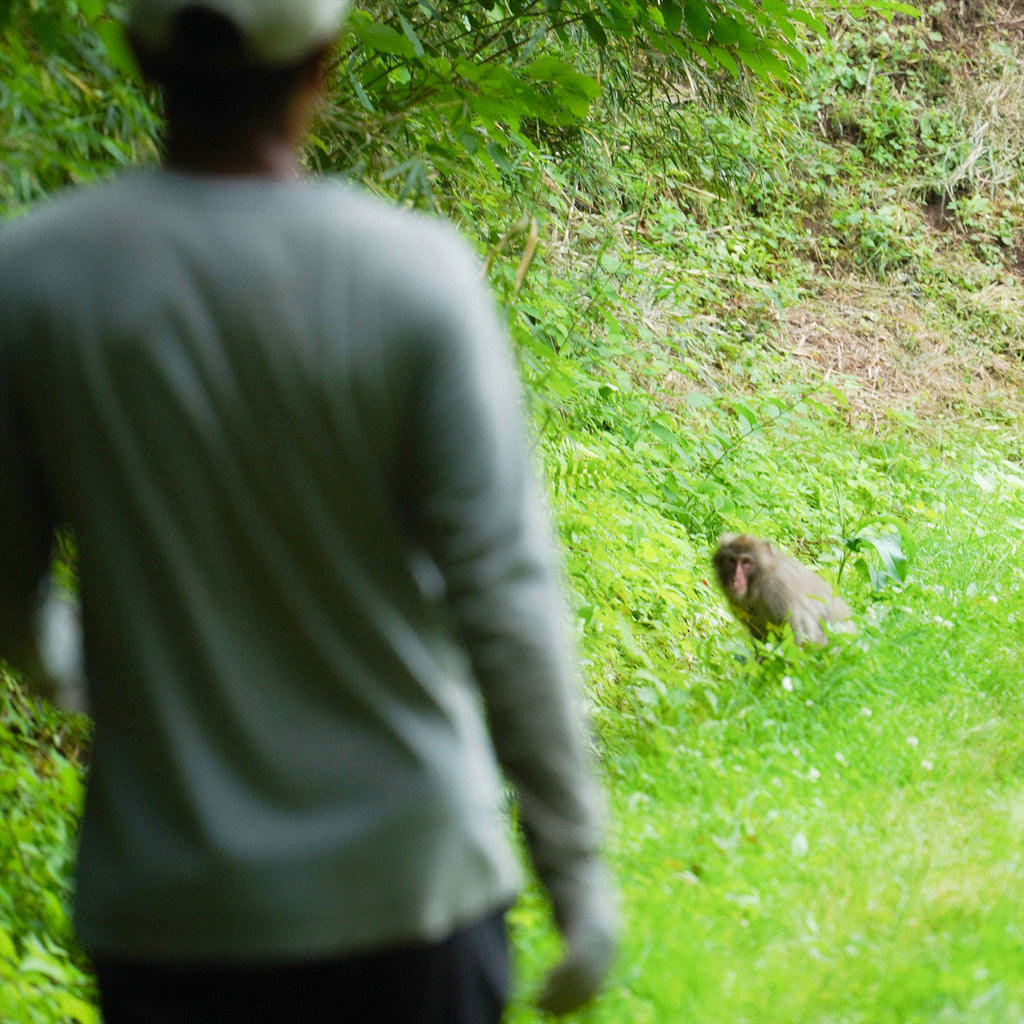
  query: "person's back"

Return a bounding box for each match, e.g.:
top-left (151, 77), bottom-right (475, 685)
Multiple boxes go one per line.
top-left (4, 169), bottom-right (537, 956)
top-left (0, 2), bottom-right (616, 1020)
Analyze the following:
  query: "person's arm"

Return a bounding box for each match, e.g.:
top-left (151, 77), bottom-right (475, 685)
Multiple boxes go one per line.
top-left (404, 235), bottom-right (617, 1014)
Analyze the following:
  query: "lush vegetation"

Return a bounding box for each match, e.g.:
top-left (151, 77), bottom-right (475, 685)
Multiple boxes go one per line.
top-left (2, 0), bottom-right (1022, 1021)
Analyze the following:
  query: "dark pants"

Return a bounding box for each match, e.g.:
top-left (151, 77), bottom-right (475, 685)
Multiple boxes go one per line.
top-left (93, 908), bottom-right (509, 1024)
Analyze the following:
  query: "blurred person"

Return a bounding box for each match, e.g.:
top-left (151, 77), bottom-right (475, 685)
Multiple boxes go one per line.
top-left (0, 1), bottom-right (616, 1020)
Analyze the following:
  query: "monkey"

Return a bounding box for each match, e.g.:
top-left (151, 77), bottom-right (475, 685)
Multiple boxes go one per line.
top-left (712, 534), bottom-right (855, 646)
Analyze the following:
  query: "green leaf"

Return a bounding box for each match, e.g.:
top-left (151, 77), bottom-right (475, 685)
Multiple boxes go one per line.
top-left (708, 45), bottom-right (738, 77)
top-left (348, 16), bottom-right (417, 58)
top-left (786, 9), bottom-right (829, 36)
top-left (772, 39), bottom-right (807, 75)
top-left (744, 47), bottom-right (790, 80)
top-left (650, 422), bottom-right (676, 446)
top-left (54, 990), bottom-right (100, 1024)
top-left (867, 533), bottom-right (909, 582)
top-left (76, 0), bottom-right (104, 20)
top-left (617, 612), bottom-right (653, 668)
top-left (19, 954), bottom-right (65, 983)
top-left (683, 0), bottom-right (712, 40)
top-left (96, 20), bottom-right (139, 80)
top-left (347, 68), bottom-right (374, 112)
top-left (733, 403), bottom-right (759, 431)
top-left (94, 136), bottom-right (128, 164)
top-left (397, 13), bottom-right (425, 58)
top-left (600, 252), bottom-right (624, 273)
top-left (486, 140), bottom-right (513, 174)
top-left (760, 0), bottom-right (792, 20)
top-left (29, 9), bottom-right (62, 53)
top-left (56, 754), bottom-right (84, 811)
top-left (711, 15), bottom-right (741, 46)
top-left (661, 0), bottom-right (683, 33)
top-left (580, 13), bottom-right (608, 46)
top-left (736, 47), bottom-right (769, 78)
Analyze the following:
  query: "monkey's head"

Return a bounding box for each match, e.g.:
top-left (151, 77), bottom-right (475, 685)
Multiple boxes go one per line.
top-left (712, 533), bottom-right (769, 605)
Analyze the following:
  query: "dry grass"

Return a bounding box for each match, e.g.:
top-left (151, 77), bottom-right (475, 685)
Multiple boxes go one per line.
top-left (540, 0), bottom-right (1024, 435)
top-left (778, 0), bottom-right (1024, 426)
top-left (926, 1), bottom-right (1024, 198)
top-left (775, 276), bottom-right (1024, 426)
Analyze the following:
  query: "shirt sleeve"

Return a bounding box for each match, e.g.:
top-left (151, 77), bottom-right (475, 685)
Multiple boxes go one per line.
top-left (401, 234), bottom-right (606, 919)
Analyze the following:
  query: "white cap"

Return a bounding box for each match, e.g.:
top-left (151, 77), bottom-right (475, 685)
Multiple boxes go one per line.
top-left (129, 0), bottom-right (350, 65)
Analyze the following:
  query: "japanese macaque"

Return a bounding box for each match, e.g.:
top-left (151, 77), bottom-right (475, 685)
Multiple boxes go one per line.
top-left (712, 534), bottom-right (855, 646)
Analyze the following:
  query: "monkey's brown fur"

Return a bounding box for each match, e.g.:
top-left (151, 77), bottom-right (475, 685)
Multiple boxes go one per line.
top-left (712, 534), bottom-right (854, 645)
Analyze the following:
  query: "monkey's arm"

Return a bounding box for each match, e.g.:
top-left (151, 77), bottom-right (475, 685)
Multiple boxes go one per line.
top-left (785, 598), bottom-right (829, 645)
top-left (776, 564), bottom-right (846, 644)
top-left (751, 568), bottom-right (807, 639)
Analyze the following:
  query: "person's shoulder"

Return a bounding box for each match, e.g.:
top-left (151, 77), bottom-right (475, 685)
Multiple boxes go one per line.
top-left (1, 172), bottom-right (149, 256)
top-left (305, 178), bottom-right (477, 269)
top-left (300, 180), bottom-right (495, 333)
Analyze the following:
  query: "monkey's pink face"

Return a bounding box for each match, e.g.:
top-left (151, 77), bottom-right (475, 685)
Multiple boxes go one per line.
top-left (727, 554), bottom-right (754, 599)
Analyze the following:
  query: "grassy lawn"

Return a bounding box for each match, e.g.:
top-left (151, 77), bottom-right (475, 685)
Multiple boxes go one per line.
top-left (506, 414), bottom-right (1024, 1023)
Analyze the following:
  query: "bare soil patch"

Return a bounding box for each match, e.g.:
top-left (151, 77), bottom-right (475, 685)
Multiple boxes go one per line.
top-left (775, 278), bottom-right (1024, 426)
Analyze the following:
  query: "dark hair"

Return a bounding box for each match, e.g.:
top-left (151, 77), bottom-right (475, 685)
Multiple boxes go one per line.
top-left (131, 8), bottom-right (315, 145)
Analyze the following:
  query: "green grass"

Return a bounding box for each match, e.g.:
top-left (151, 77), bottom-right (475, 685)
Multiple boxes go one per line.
top-left (0, 690), bottom-right (94, 1024)
top-left (505, 435), bottom-right (1024, 1023)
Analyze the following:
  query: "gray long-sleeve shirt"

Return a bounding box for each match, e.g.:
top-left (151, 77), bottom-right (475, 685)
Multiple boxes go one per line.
top-left (0, 171), bottom-right (602, 961)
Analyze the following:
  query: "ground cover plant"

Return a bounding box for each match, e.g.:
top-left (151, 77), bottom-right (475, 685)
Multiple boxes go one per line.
top-left (2, 1), bottom-right (1022, 1022)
